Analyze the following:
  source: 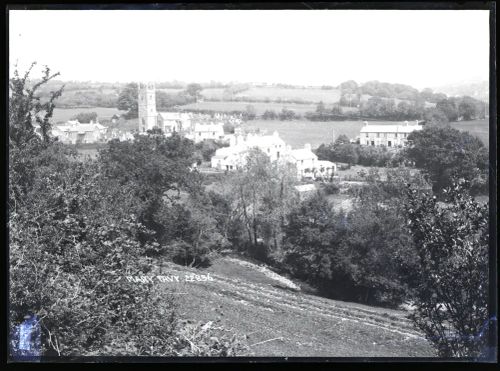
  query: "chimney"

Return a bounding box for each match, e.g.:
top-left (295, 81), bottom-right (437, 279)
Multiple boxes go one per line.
top-left (304, 143), bottom-right (312, 151)
top-left (364, 121), bottom-right (369, 126)
top-left (404, 120), bottom-right (409, 126)
top-left (273, 130), bottom-right (279, 137)
top-left (415, 120), bottom-right (419, 126)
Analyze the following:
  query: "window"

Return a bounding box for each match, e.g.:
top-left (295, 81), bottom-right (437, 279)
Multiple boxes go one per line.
top-left (365, 133), bottom-right (369, 138)
top-left (388, 141), bottom-right (392, 147)
top-left (395, 133), bottom-right (398, 138)
top-left (371, 141), bottom-right (375, 146)
top-left (376, 133), bottom-right (380, 138)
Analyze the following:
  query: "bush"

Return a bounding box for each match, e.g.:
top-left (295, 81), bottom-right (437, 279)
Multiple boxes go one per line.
top-left (322, 182), bottom-right (340, 195)
top-left (405, 181), bottom-right (490, 357)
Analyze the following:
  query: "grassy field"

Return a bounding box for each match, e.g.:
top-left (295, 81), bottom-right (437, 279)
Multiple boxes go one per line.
top-left (201, 88), bottom-right (226, 100)
top-left (52, 107), bottom-right (127, 123)
top-left (243, 120), bottom-right (368, 148)
top-left (179, 101), bottom-right (319, 115)
top-left (244, 119), bottom-right (490, 149)
top-left (150, 255), bottom-right (435, 357)
top-left (450, 119), bottom-right (489, 147)
top-left (235, 87), bottom-right (341, 103)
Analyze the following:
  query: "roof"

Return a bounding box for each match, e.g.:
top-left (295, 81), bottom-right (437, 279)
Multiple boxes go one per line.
top-left (54, 123), bottom-right (107, 133)
top-left (158, 112), bottom-right (190, 121)
top-left (290, 148), bottom-right (318, 161)
top-left (360, 124), bottom-right (423, 134)
top-left (317, 160), bottom-right (336, 168)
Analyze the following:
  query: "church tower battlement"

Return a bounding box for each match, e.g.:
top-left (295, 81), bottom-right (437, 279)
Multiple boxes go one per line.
top-left (138, 81), bottom-right (157, 132)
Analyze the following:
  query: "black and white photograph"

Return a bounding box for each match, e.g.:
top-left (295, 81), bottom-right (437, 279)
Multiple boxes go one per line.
top-left (6, 4), bottom-right (496, 362)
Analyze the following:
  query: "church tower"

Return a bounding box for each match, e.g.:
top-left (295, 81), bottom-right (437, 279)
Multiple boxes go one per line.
top-left (138, 82), bottom-right (157, 132)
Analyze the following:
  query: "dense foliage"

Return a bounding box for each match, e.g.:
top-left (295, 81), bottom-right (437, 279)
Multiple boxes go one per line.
top-left (70, 111), bottom-right (98, 123)
top-left (405, 125), bottom-right (489, 194)
top-left (9, 66), bottom-right (248, 357)
top-left (315, 135), bottom-right (402, 168)
top-left (405, 181), bottom-right (490, 357)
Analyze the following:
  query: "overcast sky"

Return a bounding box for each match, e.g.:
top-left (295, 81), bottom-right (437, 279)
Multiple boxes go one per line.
top-left (9, 9), bottom-right (490, 89)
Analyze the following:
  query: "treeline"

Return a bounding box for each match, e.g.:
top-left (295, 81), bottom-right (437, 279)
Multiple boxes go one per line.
top-left (340, 80), bottom-right (446, 102)
top-left (306, 95), bottom-right (487, 123)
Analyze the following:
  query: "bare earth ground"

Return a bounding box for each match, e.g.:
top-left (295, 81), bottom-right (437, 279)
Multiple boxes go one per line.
top-left (149, 255), bottom-right (437, 357)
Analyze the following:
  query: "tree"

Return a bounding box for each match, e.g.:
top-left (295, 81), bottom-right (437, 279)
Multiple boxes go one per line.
top-left (333, 143), bottom-right (359, 167)
top-left (279, 108), bottom-right (296, 121)
top-left (227, 148), bottom-right (298, 260)
top-left (9, 62), bottom-right (63, 146)
top-left (424, 107), bottom-right (449, 125)
top-left (71, 111), bottom-right (98, 123)
top-left (283, 192), bottom-right (342, 284)
top-left (458, 96), bottom-right (479, 121)
top-left (245, 104), bottom-right (257, 120)
top-left (117, 82), bottom-right (138, 118)
top-left (339, 80), bottom-right (359, 94)
top-left (436, 98), bottom-right (459, 122)
top-left (405, 126), bottom-right (488, 193)
top-left (186, 83), bottom-right (203, 102)
top-left (316, 101), bottom-right (326, 113)
top-left (262, 110), bottom-right (277, 120)
top-left (405, 181), bottom-right (490, 357)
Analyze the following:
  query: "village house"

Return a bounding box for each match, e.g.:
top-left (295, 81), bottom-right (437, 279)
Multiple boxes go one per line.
top-left (51, 120), bottom-right (108, 144)
top-left (186, 122), bottom-right (225, 143)
top-left (157, 112), bottom-right (191, 135)
top-left (210, 131), bottom-right (286, 170)
top-left (210, 131), bottom-right (337, 180)
top-left (359, 120), bottom-right (423, 147)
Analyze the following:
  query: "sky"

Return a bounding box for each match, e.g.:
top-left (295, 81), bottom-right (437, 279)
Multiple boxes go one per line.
top-left (9, 9), bottom-right (490, 89)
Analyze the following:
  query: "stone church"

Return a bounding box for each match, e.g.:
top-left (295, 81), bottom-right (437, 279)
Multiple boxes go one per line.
top-left (138, 82), bottom-right (190, 134)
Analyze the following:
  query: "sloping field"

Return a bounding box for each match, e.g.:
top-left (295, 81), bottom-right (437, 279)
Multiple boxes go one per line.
top-left (150, 256), bottom-right (435, 357)
top-left (52, 107), bottom-right (127, 123)
top-left (235, 87), bottom-right (341, 104)
top-left (243, 120), bottom-right (367, 148)
top-left (201, 88), bottom-right (226, 100)
top-left (179, 101), bottom-right (318, 115)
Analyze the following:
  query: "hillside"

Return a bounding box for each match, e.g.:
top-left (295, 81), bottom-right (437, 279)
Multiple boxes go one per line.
top-left (149, 254), bottom-right (436, 357)
top-left (432, 80), bottom-right (489, 102)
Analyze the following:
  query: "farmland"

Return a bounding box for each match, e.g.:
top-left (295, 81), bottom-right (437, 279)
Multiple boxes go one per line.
top-left (179, 101), bottom-right (319, 115)
top-left (235, 86), bottom-right (341, 103)
top-left (52, 107), bottom-right (127, 123)
top-left (243, 119), bottom-right (490, 149)
top-left (243, 120), bottom-right (376, 149)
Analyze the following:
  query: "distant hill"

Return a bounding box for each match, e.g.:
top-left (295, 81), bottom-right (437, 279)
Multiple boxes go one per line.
top-left (432, 80), bottom-right (489, 102)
